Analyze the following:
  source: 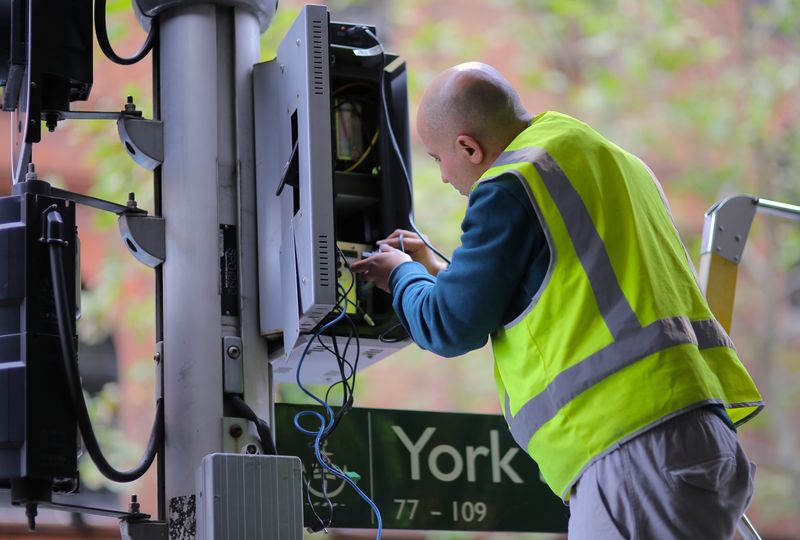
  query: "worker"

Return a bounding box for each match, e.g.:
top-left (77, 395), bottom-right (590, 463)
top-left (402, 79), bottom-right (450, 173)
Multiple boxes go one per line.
top-left (350, 62), bottom-right (763, 538)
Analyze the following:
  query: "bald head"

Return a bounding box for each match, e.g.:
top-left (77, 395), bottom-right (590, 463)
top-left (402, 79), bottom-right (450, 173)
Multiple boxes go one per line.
top-left (418, 62), bottom-right (531, 153)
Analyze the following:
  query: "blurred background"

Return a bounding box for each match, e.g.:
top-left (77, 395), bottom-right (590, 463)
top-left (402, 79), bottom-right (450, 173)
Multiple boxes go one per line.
top-left (0, 0), bottom-right (798, 538)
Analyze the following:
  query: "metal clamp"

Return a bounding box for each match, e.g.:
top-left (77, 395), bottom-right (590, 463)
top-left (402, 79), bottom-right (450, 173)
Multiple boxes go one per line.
top-left (119, 213), bottom-right (166, 268)
top-left (223, 336), bottom-right (244, 395)
top-left (118, 116), bottom-right (164, 171)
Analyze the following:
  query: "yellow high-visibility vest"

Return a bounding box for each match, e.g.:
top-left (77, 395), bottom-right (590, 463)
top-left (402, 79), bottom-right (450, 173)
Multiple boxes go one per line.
top-left (477, 111), bottom-right (763, 500)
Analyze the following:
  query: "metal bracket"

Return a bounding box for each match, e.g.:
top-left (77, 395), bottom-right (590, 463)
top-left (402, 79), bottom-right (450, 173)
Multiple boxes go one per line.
top-left (26, 499), bottom-right (150, 520)
top-left (49, 186), bottom-right (147, 216)
top-left (119, 214), bottom-right (166, 268)
top-left (119, 519), bottom-right (169, 540)
top-left (222, 336), bottom-right (244, 394)
top-left (222, 417), bottom-right (261, 455)
top-left (118, 116), bottom-right (164, 171)
top-left (700, 195), bottom-right (758, 264)
top-left (701, 195), bottom-right (800, 265)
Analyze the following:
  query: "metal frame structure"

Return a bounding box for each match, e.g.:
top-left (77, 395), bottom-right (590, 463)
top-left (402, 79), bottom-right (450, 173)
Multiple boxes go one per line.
top-left (698, 194), bottom-right (800, 540)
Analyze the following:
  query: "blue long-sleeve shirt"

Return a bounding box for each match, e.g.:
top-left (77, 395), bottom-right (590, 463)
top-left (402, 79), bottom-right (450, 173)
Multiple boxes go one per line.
top-left (388, 174), bottom-right (550, 357)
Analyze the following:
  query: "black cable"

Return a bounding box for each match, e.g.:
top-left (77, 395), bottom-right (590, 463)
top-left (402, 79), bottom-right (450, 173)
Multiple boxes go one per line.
top-left (45, 207), bottom-right (162, 483)
top-left (378, 322), bottom-right (408, 344)
top-left (362, 28), bottom-right (451, 266)
top-left (227, 394), bottom-right (278, 456)
top-left (303, 468), bottom-right (332, 533)
top-left (95, 0), bottom-right (155, 65)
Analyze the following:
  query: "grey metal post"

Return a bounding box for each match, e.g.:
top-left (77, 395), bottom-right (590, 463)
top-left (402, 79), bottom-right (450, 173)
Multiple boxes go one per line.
top-left (154, 1), bottom-right (275, 531)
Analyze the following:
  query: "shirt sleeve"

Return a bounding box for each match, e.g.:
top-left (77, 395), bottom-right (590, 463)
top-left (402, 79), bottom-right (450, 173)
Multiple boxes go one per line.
top-left (388, 175), bottom-right (544, 357)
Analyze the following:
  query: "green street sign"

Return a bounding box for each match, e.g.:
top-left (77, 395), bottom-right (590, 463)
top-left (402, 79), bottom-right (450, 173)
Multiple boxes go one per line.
top-left (275, 404), bottom-right (569, 533)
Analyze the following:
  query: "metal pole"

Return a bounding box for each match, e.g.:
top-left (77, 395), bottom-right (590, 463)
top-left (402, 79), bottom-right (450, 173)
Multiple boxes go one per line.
top-left (157, 2), bottom-right (273, 532)
top-left (160, 5), bottom-right (224, 523)
top-left (230, 8), bottom-right (273, 434)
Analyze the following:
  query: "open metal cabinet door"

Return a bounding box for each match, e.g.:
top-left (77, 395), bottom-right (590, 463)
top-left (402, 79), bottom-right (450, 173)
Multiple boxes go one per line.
top-left (254, 4), bottom-right (337, 357)
top-left (254, 5), bottom-right (416, 383)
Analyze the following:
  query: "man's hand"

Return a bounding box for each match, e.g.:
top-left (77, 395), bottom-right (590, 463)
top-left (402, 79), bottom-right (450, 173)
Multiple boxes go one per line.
top-left (377, 229), bottom-right (447, 276)
top-left (350, 243), bottom-right (412, 292)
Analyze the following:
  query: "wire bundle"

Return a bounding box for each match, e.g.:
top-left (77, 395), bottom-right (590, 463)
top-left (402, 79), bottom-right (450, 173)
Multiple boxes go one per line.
top-left (292, 251), bottom-right (382, 538)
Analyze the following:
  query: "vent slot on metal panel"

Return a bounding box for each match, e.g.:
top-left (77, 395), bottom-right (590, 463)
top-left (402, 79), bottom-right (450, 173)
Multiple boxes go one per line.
top-left (311, 19), bottom-right (325, 95)
top-left (318, 234), bottom-right (331, 287)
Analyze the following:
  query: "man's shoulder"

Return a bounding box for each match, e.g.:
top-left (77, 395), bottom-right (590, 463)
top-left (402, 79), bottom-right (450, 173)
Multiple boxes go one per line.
top-left (471, 172), bottom-right (532, 209)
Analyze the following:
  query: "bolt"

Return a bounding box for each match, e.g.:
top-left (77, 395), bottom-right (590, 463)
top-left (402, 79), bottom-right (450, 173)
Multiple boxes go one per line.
top-left (229, 424), bottom-right (243, 438)
top-left (227, 345), bottom-right (241, 359)
top-left (130, 494), bottom-right (140, 514)
top-left (154, 352), bottom-right (161, 363)
top-left (245, 444), bottom-right (258, 455)
top-left (734, 235), bottom-right (742, 242)
top-left (125, 96), bottom-right (136, 112)
top-left (296, 38), bottom-right (301, 46)
top-left (280, 63), bottom-right (284, 73)
top-left (25, 163), bottom-right (37, 182)
top-left (718, 225), bottom-right (724, 231)
top-left (127, 192), bottom-right (138, 208)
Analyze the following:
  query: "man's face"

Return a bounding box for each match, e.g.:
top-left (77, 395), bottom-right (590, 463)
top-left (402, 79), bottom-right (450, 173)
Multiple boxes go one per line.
top-left (418, 119), bottom-right (478, 197)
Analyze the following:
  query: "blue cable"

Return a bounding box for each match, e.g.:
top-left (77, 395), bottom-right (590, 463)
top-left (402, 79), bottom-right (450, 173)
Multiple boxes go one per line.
top-left (293, 285), bottom-right (383, 538)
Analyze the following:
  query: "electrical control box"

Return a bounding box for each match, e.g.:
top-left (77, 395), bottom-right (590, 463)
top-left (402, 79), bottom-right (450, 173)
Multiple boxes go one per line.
top-left (196, 453), bottom-right (304, 540)
top-left (254, 5), bottom-right (414, 383)
top-left (0, 182), bottom-right (79, 502)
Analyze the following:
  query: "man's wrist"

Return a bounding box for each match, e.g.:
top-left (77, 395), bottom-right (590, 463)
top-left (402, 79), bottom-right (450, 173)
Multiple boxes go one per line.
top-left (388, 260), bottom-right (428, 292)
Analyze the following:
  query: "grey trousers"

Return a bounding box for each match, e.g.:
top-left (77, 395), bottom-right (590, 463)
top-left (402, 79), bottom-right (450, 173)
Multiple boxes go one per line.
top-left (568, 407), bottom-right (755, 540)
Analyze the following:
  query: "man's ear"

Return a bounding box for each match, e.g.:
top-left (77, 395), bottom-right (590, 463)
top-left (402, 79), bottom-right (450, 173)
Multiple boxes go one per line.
top-left (455, 134), bottom-right (484, 165)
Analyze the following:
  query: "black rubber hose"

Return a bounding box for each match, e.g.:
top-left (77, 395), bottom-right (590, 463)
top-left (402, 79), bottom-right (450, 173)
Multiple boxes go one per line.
top-left (48, 215), bottom-right (162, 482)
top-left (94, 0), bottom-right (155, 66)
top-left (227, 394), bottom-right (278, 456)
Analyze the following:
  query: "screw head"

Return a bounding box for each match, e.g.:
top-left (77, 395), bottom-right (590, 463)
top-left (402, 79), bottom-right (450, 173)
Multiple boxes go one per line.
top-left (229, 424), bottom-right (243, 438)
top-left (296, 38), bottom-right (301, 46)
top-left (245, 444), bottom-right (258, 455)
top-left (227, 345), bottom-right (241, 359)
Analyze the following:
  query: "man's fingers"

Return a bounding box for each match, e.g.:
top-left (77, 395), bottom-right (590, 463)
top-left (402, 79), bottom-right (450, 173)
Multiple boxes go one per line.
top-left (377, 237), bottom-right (426, 250)
top-left (386, 228), bottom-right (417, 240)
top-left (349, 259), bottom-right (368, 272)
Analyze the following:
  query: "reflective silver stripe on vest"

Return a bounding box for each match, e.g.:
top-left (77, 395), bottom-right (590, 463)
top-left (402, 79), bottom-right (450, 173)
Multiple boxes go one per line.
top-left (483, 172), bottom-right (558, 331)
top-left (502, 317), bottom-right (733, 450)
top-left (491, 148), bottom-right (639, 340)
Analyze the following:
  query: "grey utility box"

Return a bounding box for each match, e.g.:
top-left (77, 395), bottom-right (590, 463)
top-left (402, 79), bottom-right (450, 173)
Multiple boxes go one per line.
top-left (196, 453), bottom-right (304, 540)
